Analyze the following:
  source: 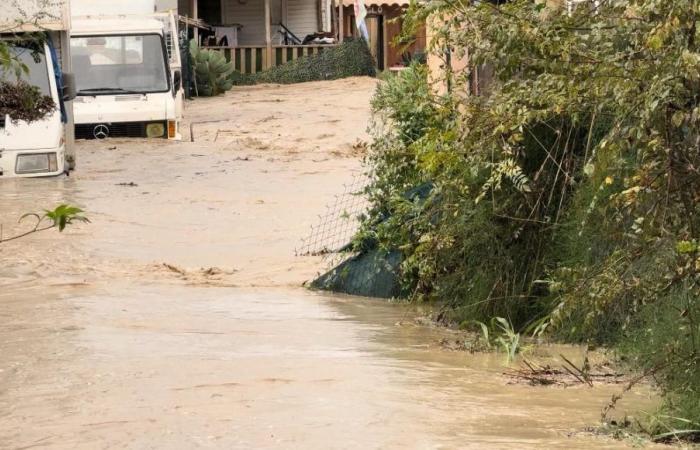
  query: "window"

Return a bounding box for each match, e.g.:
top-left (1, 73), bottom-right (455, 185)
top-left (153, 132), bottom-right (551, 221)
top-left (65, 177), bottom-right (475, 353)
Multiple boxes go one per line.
top-left (0, 44), bottom-right (51, 97)
top-left (71, 34), bottom-right (169, 94)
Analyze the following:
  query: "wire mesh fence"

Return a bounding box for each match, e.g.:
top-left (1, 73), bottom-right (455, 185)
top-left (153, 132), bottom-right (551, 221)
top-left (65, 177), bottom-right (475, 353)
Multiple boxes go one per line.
top-left (296, 171), bottom-right (370, 258)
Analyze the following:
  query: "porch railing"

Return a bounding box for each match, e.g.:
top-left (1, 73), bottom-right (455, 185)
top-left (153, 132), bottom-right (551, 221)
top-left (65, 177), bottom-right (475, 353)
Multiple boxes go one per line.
top-left (205, 45), bottom-right (338, 75)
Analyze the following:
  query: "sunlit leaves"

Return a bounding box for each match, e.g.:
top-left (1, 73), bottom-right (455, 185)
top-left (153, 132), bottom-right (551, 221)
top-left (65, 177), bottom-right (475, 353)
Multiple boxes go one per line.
top-left (19, 204), bottom-right (90, 232)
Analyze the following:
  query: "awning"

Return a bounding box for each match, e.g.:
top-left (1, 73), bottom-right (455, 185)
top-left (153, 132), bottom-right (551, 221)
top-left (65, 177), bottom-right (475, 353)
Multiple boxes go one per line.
top-left (341, 0), bottom-right (410, 7)
top-left (363, 0), bottom-right (410, 6)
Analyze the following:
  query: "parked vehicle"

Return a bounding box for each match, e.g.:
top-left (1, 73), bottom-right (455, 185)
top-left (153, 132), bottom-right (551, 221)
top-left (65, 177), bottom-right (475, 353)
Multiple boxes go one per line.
top-left (0, 0), bottom-right (77, 178)
top-left (70, 0), bottom-right (183, 140)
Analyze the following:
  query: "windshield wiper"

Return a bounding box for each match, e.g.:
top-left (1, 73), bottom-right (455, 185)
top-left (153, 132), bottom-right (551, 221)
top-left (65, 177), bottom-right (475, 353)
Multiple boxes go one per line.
top-left (78, 87), bottom-right (143, 95)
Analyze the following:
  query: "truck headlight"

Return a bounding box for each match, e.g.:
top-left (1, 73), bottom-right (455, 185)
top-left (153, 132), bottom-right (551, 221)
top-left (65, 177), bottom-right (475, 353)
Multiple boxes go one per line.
top-left (146, 123), bottom-right (165, 138)
top-left (16, 153), bottom-right (58, 174)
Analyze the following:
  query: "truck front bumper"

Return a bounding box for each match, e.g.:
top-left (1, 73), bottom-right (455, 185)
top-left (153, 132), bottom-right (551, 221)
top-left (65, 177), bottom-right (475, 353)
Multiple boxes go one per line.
top-left (0, 146), bottom-right (66, 178)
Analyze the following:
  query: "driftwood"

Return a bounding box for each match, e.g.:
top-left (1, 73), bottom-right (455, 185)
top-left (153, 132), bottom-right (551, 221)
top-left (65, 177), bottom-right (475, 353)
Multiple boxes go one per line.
top-left (504, 356), bottom-right (627, 387)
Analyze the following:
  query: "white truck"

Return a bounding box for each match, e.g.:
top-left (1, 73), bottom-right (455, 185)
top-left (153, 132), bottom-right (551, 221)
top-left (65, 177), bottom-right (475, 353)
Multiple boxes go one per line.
top-left (70, 1), bottom-right (183, 140)
top-left (0, 0), bottom-right (77, 178)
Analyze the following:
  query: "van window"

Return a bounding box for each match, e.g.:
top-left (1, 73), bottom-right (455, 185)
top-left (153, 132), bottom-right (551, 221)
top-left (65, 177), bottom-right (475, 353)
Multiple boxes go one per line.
top-left (0, 45), bottom-right (51, 96)
top-left (71, 34), bottom-right (169, 94)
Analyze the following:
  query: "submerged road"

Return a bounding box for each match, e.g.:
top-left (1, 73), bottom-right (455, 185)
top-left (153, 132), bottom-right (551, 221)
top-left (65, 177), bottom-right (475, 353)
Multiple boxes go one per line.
top-left (0, 79), bottom-right (655, 449)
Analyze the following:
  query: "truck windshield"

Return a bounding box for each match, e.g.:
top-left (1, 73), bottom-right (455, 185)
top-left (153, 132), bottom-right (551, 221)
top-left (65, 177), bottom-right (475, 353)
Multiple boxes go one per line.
top-left (71, 34), bottom-right (169, 95)
top-left (0, 45), bottom-right (51, 96)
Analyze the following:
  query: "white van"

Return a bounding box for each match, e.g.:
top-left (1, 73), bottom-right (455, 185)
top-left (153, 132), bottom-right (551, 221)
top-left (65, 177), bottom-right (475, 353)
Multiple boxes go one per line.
top-left (0, 1), bottom-right (76, 178)
top-left (70, 11), bottom-right (183, 140)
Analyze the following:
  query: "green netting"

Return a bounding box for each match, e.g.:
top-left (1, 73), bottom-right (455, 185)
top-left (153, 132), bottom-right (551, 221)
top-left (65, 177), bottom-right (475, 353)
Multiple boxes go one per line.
top-left (310, 249), bottom-right (403, 298)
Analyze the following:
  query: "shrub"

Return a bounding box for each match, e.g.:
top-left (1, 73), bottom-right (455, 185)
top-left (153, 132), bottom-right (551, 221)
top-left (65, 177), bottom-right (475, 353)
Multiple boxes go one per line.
top-left (361, 0), bottom-right (700, 432)
top-left (189, 41), bottom-right (234, 96)
top-left (620, 283), bottom-right (700, 440)
top-left (0, 80), bottom-right (55, 123)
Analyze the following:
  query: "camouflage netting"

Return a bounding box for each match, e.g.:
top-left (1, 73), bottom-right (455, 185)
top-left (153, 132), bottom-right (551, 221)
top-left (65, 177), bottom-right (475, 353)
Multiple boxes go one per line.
top-left (310, 249), bottom-right (403, 298)
top-left (235, 38), bottom-right (376, 85)
top-left (310, 184), bottom-right (433, 299)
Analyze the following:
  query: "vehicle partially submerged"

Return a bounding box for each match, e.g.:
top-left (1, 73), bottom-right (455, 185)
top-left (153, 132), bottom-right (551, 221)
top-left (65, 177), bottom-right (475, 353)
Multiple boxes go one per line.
top-left (70, 1), bottom-right (183, 140)
top-left (0, 0), bottom-right (77, 178)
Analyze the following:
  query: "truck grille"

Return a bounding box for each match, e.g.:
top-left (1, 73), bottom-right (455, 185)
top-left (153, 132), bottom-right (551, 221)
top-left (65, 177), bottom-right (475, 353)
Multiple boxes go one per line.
top-left (75, 121), bottom-right (166, 140)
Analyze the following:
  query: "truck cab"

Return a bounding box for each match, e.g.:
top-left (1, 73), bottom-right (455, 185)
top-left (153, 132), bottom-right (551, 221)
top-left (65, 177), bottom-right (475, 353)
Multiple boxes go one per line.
top-left (70, 15), bottom-right (183, 140)
top-left (0, 40), bottom-right (73, 177)
top-left (0, 0), bottom-right (76, 178)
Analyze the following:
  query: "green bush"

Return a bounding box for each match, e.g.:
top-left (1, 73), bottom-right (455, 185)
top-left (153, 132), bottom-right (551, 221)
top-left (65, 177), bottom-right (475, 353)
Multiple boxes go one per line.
top-left (189, 41), bottom-right (234, 96)
top-left (361, 0), bottom-right (700, 435)
top-left (619, 283), bottom-right (700, 439)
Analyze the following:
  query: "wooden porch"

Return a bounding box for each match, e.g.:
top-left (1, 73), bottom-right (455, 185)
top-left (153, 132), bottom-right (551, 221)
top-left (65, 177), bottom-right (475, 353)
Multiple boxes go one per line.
top-left (180, 0), bottom-right (345, 75)
top-left (205, 44), bottom-right (337, 74)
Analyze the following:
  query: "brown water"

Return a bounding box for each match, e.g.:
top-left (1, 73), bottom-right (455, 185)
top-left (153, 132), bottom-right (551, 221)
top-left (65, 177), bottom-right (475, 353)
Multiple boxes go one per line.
top-left (0, 283), bottom-right (657, 449)
top-left (0, 81), bottom-right (659, 449)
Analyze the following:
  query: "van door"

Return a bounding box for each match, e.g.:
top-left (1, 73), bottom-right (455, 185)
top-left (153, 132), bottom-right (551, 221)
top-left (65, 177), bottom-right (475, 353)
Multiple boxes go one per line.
top-left (157, 12), bottom-right (184, 121)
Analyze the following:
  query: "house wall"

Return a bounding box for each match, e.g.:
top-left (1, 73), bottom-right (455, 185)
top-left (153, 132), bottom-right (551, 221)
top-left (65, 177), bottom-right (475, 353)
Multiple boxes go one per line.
top-left (223, 0), bottom-right (266, 44)
top-left (222, 0), bottom-right (287, 44)
top-left (286, 0), bottom-right (319, 39)
top-left (220, 0), bottom-right (321, 45)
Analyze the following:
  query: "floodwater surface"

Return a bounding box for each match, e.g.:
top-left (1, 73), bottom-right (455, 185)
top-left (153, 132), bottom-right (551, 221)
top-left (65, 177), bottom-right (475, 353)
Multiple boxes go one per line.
top-left (1, 80), bottom-right (658, 449)
top-left (0, 283), bottom-right (657, 449)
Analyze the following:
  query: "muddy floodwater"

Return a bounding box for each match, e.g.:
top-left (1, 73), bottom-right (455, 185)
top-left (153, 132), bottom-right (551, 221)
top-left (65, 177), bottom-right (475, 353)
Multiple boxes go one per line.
top-left (1, 79), bottom-right (658, 449)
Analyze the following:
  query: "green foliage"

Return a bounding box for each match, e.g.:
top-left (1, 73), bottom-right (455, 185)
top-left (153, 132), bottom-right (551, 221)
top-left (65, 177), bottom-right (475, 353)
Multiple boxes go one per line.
top-left (362, 0), bottom-right (700, 431)
top-left (189, 41), bottom-right (234, 96)
top-left (0, 41), bottom-right (13, 72)
top-left (0, 80), bottom-right (56, 123)
top-left (371, 63), bottom-right (438, 145)
top-left (1, 38), bottom-right (55, 122)
top-left (1, 204), bottom-right (89, 244)
top-left (469, 317), bottom-right (521, 361)
top-left (619, 283), bottom-right (700, 439)
top-left (42, 204), bottom-right (90, 231)
top-left (493, 317), bottom-right (521, 362)
top-left (0, 79), bottom-right (55, 123)
top-left (20, 204), bottom-right (90, 232)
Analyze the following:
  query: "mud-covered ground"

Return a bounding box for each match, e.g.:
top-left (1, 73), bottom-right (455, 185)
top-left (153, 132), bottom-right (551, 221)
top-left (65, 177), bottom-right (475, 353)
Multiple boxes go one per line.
top-left (0, 78), bottom-right (658, 449)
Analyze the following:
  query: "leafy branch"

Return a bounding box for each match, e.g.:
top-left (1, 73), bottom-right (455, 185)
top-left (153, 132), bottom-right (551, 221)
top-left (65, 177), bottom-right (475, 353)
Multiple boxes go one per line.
top-left (0, 204), bottom-right (90, 244)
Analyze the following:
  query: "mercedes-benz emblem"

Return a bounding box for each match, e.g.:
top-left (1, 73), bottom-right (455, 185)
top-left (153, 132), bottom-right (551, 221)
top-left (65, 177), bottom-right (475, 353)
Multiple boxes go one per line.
top-left (93, 124), bottom-right (110, 139)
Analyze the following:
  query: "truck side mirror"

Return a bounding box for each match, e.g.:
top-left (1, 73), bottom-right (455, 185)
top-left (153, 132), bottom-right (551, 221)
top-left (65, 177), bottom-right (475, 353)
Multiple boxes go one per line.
top-left (62, 73), bottom-right (77, 101)
top-left (173, 70), bottom-right (182, 96)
